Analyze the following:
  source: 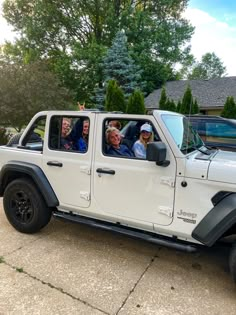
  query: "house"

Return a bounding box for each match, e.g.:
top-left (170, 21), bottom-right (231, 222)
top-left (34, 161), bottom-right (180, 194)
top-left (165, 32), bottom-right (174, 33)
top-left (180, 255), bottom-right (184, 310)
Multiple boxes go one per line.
top-left (144, 77), bottom-right (236, 115)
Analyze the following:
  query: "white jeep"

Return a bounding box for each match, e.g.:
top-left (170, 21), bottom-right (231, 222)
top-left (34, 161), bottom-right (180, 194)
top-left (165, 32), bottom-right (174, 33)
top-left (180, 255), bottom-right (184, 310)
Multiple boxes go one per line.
top-left (1, 110), bottom-right (236, 282)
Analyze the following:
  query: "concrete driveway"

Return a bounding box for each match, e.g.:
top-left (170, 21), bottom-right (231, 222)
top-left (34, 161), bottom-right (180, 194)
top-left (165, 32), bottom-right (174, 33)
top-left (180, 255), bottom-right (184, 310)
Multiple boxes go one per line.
top-left (0, 197), bottom-right (236, 315)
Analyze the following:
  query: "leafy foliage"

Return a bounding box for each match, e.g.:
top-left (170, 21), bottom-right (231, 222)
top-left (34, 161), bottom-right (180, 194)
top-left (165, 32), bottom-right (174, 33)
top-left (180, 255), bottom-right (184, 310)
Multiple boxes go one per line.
top-left (105, 80), bottom-right (126, 113)
top-left (2, 0), bottom-right (194, 102)
top-left (126, 90), bottom-right (145, 114)
top-left (159, 87), bottom-right (176, 112)
top-left (187, 53), bottom-right (227, 80)
top-left (0, 128), bottom-right (10, 145)
top-left (221, 97), bottom-right (236, 119)
top-left (179, 85), bottom-right (196, 114)
top-left (98, 31), bottom-right (142, 108)
top-left (159, 87), bottom-right (167, 110)
top-left (0, 61), bottom-right (73, 131)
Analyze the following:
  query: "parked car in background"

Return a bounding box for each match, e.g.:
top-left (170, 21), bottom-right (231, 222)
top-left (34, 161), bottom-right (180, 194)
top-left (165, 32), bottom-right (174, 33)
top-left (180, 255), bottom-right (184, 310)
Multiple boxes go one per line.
top-left (187, 115), bottom-right (236, 151)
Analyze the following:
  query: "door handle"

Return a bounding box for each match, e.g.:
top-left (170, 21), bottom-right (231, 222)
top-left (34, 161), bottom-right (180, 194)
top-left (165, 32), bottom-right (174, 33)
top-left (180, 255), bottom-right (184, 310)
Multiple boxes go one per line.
top-left (47, 161), bottom-right (63, 167)
top-left (96, 168), bottom-right (115, 175)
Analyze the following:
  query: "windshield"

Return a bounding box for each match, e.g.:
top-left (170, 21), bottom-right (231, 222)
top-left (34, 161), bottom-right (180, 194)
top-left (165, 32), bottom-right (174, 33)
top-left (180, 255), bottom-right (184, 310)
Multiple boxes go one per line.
top-left (161, 114), bottom-right (204, 154)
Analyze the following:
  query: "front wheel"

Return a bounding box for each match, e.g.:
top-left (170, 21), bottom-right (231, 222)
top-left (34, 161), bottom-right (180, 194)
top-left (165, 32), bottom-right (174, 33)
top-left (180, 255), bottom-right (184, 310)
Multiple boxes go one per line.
top-left (3, 178), bottom-right (52, 234)
top-left (229, 243), bottom-right (236, 283)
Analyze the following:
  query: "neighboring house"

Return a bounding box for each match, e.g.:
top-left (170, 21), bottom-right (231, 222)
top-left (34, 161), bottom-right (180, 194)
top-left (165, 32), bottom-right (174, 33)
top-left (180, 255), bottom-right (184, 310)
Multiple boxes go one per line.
top-left (144, 77), bottom-right (236, 115)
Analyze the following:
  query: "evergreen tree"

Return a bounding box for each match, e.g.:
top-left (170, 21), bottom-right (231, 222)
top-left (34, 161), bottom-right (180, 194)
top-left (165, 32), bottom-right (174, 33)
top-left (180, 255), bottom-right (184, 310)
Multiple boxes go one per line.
top-left (221, 96), bottom-right (236, 118)
top-left (97, 30), bottom-right (142, 108)
top-left (126, 90), bottom-right (145, 114)
top-left (105, 80), bottom-right (126, 112)
top-left (176, 100), bottom-right (182, 113)
top-left (159, 87), bottom-right (167, 110)
top-left (168, 99), bottom-right (177, 112)
top-left (192, 99), bottom-right (200, 114)
top-left (179, 85), bottom-right (194, 114)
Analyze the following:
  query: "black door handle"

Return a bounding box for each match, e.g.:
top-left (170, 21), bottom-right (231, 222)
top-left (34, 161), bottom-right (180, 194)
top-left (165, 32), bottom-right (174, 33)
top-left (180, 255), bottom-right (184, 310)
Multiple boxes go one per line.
top-left (96, 168), bottom-right (115, 175)
top-left (47, 161), bottom-right (63, 167)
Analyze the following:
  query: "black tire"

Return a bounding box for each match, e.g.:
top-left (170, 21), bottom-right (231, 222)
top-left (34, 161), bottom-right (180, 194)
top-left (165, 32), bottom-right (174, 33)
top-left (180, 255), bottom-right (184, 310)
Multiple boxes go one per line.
top-left (229, 243), bottom-right (236, 283)
top-left (3, 178), bottom-right (52, 234)
top-left (6, 133), bottom-right (22, 147)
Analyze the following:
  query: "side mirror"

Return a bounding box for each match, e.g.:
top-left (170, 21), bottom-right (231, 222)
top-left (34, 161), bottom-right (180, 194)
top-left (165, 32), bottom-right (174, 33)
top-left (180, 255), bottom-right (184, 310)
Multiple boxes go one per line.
top-left (147, 142), bottom-right (170, 167)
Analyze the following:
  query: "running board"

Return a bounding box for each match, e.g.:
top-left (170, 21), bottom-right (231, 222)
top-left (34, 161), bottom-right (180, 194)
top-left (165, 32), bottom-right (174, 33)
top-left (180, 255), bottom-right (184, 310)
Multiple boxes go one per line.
top-left (53, 211), bottom-right (197, 253)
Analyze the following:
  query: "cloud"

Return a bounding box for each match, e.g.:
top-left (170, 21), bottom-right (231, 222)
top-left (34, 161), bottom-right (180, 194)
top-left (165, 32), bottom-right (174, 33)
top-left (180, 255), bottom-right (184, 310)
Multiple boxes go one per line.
top-left (183, 8), bottom-right (236, 76)
top-left (0, 0), bottom-right (16, 44)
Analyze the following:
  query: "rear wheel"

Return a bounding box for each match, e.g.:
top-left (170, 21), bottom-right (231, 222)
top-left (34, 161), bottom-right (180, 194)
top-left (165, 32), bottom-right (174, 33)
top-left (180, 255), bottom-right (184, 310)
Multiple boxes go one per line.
top-left (229, 243), bottom-right (236, 283)
top-left (3, 178), bottom-right (52, 233)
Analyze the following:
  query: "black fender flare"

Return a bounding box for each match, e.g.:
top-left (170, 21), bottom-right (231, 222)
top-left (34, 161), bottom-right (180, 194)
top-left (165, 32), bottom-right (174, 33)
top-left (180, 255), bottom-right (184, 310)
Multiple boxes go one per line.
top-left (192, 193), bottom-right (236, 246)
top-left (0, 161), bottom-right (59, 207)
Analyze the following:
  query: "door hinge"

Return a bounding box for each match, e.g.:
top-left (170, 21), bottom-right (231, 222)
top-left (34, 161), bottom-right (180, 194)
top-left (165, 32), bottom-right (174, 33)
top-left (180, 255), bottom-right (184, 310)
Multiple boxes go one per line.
top-left (158, 206), bottom-right (173, 218)
top-left (80, 191), bottom-right (90, 201)
top-left (80, 166), bottom-right (91, 175)
top-left (160, 176), bottom-right (175, 187)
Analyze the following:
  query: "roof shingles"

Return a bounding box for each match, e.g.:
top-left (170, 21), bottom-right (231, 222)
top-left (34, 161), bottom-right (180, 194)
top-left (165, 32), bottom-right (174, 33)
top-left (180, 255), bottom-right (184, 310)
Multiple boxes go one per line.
top-left (144, 77), bottom-right (236, 109)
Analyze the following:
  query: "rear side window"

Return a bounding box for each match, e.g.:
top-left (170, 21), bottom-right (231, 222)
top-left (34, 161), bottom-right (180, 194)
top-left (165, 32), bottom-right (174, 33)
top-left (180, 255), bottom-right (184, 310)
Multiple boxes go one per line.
top-left (49, 116), bottom-right (90, 153)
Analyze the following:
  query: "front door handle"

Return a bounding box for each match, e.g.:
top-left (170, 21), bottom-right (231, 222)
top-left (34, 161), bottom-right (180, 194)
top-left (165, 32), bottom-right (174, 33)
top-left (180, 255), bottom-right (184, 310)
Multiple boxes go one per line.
top-left (47, 161), bottom-right (63, 167)
top-left (96, 168), bottom-right (115, 175)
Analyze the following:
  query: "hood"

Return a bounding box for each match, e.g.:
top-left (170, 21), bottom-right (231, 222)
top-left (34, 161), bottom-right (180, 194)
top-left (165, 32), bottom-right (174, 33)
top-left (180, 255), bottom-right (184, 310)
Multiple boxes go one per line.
top-left (208, 150), bottom-right (236, 184)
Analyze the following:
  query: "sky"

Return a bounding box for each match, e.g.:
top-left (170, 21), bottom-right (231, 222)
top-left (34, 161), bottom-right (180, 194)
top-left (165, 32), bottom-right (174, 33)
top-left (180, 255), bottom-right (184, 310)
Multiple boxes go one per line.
top-left (0, 0), bottom-right (236, 76)
top-left (183, 0), bottom-right (236, 76)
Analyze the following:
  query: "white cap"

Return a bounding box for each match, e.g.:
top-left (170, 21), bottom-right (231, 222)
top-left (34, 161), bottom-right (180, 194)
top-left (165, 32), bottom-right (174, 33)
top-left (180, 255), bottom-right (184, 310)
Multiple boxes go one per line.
top-left (140, 123), bottom-right (152, 133)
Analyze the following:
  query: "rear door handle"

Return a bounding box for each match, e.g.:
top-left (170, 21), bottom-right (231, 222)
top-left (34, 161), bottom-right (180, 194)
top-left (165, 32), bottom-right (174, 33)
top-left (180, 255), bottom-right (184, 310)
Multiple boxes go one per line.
top-left (47, 161), bottom-right (63, 167)
top-left (96, 168), bottom-right (115, 175)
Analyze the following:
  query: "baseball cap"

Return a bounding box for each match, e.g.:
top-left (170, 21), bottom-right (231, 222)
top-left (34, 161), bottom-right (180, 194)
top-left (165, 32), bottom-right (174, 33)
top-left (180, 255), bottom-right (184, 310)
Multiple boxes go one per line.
top-left (140, 123), bottom-right (152, 133)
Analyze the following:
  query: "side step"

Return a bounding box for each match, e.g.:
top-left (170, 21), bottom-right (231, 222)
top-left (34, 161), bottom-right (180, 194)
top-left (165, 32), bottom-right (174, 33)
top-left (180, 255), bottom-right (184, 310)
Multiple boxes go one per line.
top-left (53, 211), bottom-right (197, 253)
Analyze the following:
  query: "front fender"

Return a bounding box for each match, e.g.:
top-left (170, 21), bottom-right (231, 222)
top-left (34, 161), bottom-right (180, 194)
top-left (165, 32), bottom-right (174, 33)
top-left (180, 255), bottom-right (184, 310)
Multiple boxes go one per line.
top-left (0, 161), bottom-right (59, 207)
top-left (192, 193), bottom-right (236, 246)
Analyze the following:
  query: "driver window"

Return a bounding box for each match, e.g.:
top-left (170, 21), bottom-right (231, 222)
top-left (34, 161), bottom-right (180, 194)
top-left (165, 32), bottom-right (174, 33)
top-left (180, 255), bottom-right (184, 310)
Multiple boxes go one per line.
top-left (104, 119), bottom-right (159, 159)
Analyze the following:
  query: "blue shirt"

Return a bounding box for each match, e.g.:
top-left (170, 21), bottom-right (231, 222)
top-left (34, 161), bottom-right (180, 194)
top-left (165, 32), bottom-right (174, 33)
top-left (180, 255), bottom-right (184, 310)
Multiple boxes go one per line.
top-left (107, 144), bottom-right (134, 157)
top-left (76, 137), bottom-right (88, 152)
top-left (132, 140), bottom-right (146, 159)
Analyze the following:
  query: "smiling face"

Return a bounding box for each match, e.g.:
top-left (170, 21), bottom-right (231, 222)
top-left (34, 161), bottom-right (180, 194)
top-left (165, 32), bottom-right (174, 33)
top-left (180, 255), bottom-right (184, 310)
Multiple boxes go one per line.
top-left (61, 118), bottom-right (71, 137)
top-left (83, 120), bottom-right (89, 136)
top-left (108, 130), bottom-right (121, 148)
top-left (141, 130), bottom-right (152, 141)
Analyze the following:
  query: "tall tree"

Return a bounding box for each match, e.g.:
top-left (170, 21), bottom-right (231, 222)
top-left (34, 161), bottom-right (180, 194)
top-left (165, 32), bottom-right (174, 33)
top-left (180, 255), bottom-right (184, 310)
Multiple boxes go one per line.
top-left (188, 52), bottom-right (227, 80)
top-left (105, 80), bottom-right (126, 113)
top-left (2, 0), bottom-right (194, 101)
top-left (97, 30), bottom-right (142, 108)
top-left (221, 97), bottom-right (236, 119)
top-left (159, 87), bottom-right (167, 110)
top-left (126, 90), bottom-right (145, 114)
top-left (0, 61), bottom-right (73, 131)
top-left (179, 85), bottom-right (194, 114)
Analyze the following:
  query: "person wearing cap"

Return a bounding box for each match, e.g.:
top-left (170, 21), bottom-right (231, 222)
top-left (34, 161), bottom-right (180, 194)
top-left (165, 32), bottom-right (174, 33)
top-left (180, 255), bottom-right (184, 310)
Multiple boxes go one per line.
top-left (132, 123), bottom-right (153, 159)
top-left (106, 127), bottom-right (134, 157)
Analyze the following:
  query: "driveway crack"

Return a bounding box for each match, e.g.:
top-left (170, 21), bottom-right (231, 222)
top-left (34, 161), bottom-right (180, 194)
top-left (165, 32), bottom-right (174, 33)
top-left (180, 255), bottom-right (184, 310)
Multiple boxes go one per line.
top-left (115, 253), bottom-right (158, 314)
top-left (2, 259), bottom-right (109, 315)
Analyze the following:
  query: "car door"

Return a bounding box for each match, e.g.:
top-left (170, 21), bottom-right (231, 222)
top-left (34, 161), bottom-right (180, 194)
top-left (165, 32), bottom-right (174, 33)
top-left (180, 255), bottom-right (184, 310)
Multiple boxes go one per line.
top-left (92, 114), bottom-right (176, 227)
top-left (42, 112), bottom-right (94, 209)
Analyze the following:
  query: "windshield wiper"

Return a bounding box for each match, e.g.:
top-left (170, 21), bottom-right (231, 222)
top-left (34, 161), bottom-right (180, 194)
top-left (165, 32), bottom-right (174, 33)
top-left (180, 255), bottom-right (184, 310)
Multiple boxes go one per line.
top-left (181, 145), bottom-right (212, 155)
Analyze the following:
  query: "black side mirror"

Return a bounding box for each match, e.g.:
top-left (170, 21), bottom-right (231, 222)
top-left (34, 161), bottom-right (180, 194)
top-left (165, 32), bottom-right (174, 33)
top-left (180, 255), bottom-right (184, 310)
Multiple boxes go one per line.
top-left (147, 142), bottom-right (170, 167)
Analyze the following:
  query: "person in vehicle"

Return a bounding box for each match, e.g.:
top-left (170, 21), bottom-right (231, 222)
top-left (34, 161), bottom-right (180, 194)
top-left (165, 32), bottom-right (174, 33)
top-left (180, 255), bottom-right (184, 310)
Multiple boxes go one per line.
top-left (108, 120), bottom-right (121, 130)
top-left (106, 127), bottom-right (134, 157)
top-left (132, 123), bottom-right (153, 159)
top-left (75, 119), bottom-right (89, 152)
top-left (60, 118), bottom-right (73, 150)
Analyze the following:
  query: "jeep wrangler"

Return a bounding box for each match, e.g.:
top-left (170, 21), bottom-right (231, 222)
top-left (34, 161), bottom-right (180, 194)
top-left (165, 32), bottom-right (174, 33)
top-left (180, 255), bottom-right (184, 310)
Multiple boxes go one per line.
top-left (1, 110), bottom-right (236, 282)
